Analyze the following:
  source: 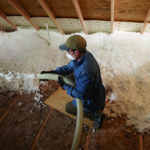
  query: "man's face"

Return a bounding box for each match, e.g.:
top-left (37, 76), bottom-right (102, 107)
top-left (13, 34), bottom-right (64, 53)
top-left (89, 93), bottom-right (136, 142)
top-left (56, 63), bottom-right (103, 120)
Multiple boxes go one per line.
top-left (67, 49), bottom-right (77, 59)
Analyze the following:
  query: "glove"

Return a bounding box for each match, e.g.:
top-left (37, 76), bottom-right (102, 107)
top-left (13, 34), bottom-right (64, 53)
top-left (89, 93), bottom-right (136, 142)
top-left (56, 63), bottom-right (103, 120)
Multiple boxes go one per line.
top-left (40, 70), bottom-right (58, 74)
top-left (57, 76), bottom-right (65, 90)
top-left (39, 70), bottom-right (58, 81)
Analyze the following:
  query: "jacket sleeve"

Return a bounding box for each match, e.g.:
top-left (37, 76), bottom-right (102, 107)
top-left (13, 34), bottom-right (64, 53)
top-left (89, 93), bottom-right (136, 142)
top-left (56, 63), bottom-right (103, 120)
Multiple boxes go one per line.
top-left (63, 72), bottom-right (94, 100)
top-left (55, 61), bottom-right (75, 76)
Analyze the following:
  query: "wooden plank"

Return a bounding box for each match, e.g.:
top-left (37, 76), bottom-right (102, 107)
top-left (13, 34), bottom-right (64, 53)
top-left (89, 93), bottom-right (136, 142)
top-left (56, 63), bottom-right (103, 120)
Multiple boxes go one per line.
top-left (114, 0), bottom-right (150, 22)
top-left (84, 128), bottom-right (92, 150)
top-left (7, 0), bottom-right (39, 31)
top-left (0, 0), bottom-right (150, 22)
top-left (0, 95), bottom-right (20, 124)
top-left (111, 0), bottom-right (114, 34)
top-left (0, 9), bottom-right (17, 30)
top-left (72, 0), bottom-right (88, 34)
top-left (0, 9), bottom-right (6, 18)
top-left (140, 8), bottom-right (150, 34)
top-left (38, 0), bottom-right (64, 35)
top-left (0, 0), bottom-right (20, 16)
top-left (78, 0), bottom-right (111, 21)
top-left (17, 0), bottom-right (47, 17)
top-left (46, 0), bottom-right (78, 19)
top-left (139, 133), bottom-right (143, 150)
top-left (44, 88), bottom-right (94, 128)
top-left (31, 107), bottom-right (53, 150)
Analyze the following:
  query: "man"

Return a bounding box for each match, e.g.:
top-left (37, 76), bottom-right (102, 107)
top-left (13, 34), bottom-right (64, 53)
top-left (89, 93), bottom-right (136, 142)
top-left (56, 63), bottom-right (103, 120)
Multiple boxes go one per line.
top-left (41, 35), bottom-right (106, 129)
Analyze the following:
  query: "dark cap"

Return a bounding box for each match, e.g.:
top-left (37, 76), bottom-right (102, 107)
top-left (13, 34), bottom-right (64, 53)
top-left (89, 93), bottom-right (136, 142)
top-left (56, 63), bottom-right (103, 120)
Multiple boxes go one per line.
top-left (59, 35), bottom-right (86, 51)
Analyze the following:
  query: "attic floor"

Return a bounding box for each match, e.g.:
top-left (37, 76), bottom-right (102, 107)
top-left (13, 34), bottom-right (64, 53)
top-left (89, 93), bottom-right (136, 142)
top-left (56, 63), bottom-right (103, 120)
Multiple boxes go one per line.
top-left (0, 81), bottom-right (150, 150)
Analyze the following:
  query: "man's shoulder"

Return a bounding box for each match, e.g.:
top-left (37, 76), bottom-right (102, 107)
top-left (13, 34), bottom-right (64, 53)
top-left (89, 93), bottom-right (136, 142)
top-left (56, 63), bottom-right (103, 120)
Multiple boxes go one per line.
top-left (68, 60), bottom-right (77, 68)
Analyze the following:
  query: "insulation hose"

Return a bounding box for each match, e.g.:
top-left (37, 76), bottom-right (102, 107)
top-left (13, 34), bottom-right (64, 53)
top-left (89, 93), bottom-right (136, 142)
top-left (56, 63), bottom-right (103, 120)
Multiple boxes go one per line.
top-left (37, 73), bottom-right (83, 150)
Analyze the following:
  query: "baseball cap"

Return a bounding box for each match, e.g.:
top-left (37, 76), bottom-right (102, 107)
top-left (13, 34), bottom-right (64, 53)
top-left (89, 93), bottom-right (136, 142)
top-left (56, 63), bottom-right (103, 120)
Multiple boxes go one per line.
top-left (59, 35), bottom-right (86, 51)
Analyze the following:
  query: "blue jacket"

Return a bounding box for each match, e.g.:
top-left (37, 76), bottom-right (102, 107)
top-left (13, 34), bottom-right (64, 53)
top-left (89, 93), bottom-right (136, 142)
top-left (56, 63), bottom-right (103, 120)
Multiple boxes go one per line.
top-left (55, 50), bottom-right (106, 112)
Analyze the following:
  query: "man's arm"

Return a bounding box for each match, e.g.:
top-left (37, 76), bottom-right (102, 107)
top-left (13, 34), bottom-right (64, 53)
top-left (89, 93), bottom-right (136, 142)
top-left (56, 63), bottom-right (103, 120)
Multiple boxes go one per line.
top-left (63, 72), bottom-right (94, 100)
top-left (55, 60), bottom-right (75, 76)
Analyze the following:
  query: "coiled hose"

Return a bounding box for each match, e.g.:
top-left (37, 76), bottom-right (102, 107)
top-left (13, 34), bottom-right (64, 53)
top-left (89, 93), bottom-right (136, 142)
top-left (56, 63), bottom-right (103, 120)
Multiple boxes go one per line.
top-left (37, 73), bottom-right (83, 150)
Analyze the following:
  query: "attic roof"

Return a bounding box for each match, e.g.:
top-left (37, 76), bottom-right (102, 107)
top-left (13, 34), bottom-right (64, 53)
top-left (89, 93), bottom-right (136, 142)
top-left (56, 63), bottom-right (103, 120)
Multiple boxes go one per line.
top-left (0, 0), bottom-right (150, 34)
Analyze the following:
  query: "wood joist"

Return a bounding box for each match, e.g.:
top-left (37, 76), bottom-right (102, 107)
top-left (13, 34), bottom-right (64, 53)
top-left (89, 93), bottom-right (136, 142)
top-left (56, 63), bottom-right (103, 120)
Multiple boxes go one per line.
top-left (0, 0), bottom-right (150, 34)
top-left (0, 0), bottom-right (149, 22)
top-left (38, 0), bottom-right (64, 34)
top-left (0, 9), bottom-right (17, 30)
top-left (140, 8), bottom-right (150, 34)
top-left (7, 0), bottom-right (39, 31)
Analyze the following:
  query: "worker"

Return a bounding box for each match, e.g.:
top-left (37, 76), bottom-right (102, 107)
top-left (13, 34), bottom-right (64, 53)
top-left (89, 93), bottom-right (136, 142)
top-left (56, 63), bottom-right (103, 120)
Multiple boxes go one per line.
top-left (41, 35), bottom-right (106, 129)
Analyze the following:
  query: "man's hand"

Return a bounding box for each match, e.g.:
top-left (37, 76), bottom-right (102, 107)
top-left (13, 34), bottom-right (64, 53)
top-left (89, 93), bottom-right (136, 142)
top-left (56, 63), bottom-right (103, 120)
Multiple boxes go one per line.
top-left (39, 70), bottom-right (59, 81)
top-left (40, 70), bottom-right (58, 74)
top-left (57, 76), bottom-right (65, 90)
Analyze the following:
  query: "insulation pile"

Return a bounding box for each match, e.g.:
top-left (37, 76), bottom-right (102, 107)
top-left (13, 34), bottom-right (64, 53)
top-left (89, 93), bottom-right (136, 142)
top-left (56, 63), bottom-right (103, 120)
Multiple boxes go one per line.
top-left (0, 26), bottom-right (150, 132)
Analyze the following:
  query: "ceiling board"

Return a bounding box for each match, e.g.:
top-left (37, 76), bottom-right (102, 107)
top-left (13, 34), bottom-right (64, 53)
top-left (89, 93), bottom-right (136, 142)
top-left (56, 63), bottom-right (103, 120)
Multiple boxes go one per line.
top-left (115, 0), bottom-right (150, 22)
top-left (0, 0), bottom-right (150, 22)
top-left (0, 0), bottom-right (20, 16)
top-left (17, 0), bottom-right (47, 17)
top-left (46, 0), bottom-right (78, 18)
top-left (78, 0), bottom-right (111, 21)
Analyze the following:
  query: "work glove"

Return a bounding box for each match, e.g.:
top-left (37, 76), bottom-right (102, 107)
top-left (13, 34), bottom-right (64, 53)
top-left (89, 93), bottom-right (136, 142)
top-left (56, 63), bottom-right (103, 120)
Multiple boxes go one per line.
top-left (57, 76), bottom-right (65, 90)
top-left (39, 70), bottom-right (58, 81)
top-left (40, 70), bottom-right (58, 74)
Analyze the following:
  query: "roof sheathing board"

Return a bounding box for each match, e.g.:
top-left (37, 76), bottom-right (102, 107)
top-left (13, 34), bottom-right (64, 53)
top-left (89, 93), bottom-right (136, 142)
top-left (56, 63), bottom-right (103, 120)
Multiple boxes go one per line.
top-left (0, 0), bottom-right (150, 22)
top-left (78, 0), bottom-right (111, 21)
top-left (115, 0), bottom-right (150, 22)
top-left (46, 0), bottom-right (78, 19)
top-left (0, 0), bottom-right (20, 16)
top-left (17, 0), bottom-right (48, 17)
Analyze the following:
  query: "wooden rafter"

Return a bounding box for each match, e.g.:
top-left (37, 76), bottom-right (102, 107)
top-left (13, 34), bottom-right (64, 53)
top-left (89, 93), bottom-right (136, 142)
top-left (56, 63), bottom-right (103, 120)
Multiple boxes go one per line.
top-left (72, 0), bottom-right (88, 34)
top-left (140, 8), bottom-right (150, 34)
top-left (7, 0), bottom-right (39, 31)
top-left (111, 0), bottom-right (114, 34)
top-left (0, 9), bottom-right (17, 30)
top-left (38, 0), bottom-right (64, 35)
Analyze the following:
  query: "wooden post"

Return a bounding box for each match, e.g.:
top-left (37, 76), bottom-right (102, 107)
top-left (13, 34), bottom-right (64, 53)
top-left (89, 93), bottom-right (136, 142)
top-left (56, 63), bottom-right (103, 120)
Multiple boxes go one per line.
top-left (111, 0), bottom-right (114, 34)
top-left (38, 0), bottom-right (64, 35)
top-left (72, 0), bottom-right (88, 34)
top-left (140, 8), bottom-right (150, 34)
top-left (7, 0), bottom-right (39, 31)
top-left (0, 9), bottom-right (17, 30)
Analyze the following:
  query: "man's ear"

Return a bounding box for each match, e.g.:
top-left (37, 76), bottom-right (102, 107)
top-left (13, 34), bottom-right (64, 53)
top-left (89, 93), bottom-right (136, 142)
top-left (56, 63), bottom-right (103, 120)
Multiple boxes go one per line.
top-left (75, 50), bottom-right (79, 55)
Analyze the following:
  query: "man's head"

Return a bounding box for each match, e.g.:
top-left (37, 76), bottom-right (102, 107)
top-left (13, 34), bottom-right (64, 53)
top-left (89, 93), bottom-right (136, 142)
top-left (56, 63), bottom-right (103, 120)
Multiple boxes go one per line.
top-left (59, 35), bottom-right (86, 61)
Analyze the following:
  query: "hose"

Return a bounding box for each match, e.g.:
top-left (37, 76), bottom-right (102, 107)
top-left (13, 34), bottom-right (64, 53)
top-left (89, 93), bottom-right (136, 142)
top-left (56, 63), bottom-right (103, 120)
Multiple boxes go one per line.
top-left (37, 73), bottom-right (83, 150)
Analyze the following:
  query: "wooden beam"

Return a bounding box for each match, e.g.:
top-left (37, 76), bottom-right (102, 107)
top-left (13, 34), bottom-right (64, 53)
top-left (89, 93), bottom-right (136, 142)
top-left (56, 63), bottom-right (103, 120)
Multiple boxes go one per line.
top-left (38, 0), bottom-right (64, 35)
top-left (84, 128), bottom-right (92, 150)
top-left (111, 0), bottom-right (114, 34)
top-left (139, 134), bottom-right (143, 150)
top-left (0, 9), bottom-right (17, 30)
top-left (31, 107), bottom-right (53, 150)
top-left (140, 8), bottom-right (150, 34)
top-left (7, 0), bottom-right (39, 31)
top-left (72, 0), bottom-right (88, 34)
top-left (0, 95), bottom-right (20, 124)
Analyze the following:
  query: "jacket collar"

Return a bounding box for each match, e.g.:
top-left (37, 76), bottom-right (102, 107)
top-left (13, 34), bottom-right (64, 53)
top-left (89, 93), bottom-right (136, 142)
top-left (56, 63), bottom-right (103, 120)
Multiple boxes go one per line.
top-left (75, 50), bottom-right (87, 67)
